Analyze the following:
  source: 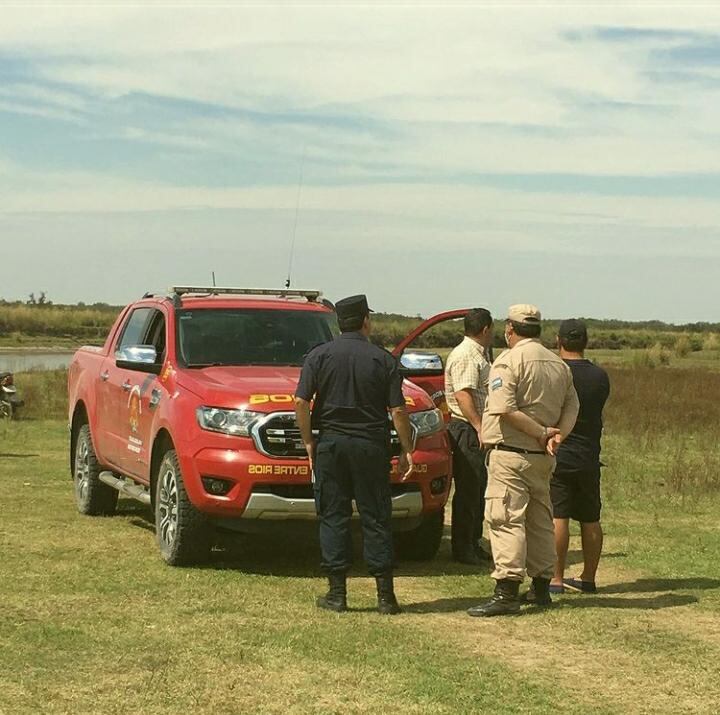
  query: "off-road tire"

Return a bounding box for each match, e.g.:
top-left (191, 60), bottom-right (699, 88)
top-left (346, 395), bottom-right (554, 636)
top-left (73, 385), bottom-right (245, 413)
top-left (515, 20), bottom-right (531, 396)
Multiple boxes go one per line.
top-left (395, 508), bottom-right (445, 561)
top-left (73, 424), bottom-right (118, 515)
top-left (155, 449), bottom-right (212, 566)
top-left (0, 401), bottom-right (12, 419)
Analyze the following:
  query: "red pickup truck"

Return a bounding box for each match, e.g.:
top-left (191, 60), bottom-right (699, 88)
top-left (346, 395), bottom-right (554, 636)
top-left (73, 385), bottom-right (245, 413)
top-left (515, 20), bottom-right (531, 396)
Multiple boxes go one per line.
top-left (68, 287), bottom-right (466, 566)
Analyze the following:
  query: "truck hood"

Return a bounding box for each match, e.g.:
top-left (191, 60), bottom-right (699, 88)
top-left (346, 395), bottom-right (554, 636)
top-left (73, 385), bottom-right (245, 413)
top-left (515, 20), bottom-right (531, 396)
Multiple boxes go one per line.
top-left (177, 365), bottom-right (434, 413)
top-left (178, 366), bottom-right (302, 411)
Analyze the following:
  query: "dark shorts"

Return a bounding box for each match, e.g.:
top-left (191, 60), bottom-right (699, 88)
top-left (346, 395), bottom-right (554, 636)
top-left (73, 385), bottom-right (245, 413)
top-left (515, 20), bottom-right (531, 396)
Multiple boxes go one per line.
top-left (550, 465), bottom-right (602, 523)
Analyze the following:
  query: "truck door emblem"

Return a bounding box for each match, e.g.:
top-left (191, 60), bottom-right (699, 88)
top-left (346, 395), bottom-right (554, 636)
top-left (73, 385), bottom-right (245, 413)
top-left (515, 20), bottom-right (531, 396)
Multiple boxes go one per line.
top-left (128, 385), bottom-right (142, 433)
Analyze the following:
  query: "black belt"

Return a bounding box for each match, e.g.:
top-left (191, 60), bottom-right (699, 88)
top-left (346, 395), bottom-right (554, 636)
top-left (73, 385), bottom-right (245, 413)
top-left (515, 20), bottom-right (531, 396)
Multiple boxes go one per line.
top-left (487, 444), bottom-right (547, 456)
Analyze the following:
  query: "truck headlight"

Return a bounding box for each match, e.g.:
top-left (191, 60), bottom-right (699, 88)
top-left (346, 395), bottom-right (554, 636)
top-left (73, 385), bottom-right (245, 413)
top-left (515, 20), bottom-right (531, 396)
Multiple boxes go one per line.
top-left (196, 407), bottom-right (261, 436)
top-left (409, 408), bottom-right (444, 437)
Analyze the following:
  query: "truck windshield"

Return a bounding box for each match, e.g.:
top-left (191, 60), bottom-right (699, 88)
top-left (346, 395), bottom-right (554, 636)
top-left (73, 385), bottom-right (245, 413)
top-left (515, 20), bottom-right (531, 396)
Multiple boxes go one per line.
top-left (177, 308), bottom-right (338, 367)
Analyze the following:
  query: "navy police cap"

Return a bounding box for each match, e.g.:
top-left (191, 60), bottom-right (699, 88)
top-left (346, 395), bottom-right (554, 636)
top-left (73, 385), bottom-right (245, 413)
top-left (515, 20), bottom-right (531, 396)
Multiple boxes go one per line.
top-left (335, 294), bottom-right (373, 320)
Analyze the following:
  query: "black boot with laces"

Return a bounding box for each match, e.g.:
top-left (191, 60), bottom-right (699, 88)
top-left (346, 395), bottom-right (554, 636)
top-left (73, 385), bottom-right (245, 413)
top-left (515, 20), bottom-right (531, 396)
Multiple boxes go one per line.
top-left (375, 573), bottom-right (402, 615)
top-left (467, 578), bottom-right (521, 617)
top-left (316, 573), bottom-right (348, 612)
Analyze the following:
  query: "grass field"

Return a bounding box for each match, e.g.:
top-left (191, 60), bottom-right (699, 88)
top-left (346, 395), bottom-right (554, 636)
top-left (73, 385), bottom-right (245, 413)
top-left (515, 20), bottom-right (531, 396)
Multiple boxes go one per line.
top-left (2, 368), bottom-right (720, 714)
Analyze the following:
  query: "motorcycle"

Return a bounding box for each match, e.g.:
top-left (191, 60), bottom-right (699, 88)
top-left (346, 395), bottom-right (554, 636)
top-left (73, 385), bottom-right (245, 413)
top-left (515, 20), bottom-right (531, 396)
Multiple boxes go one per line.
top-left (0, 372), bottom-right (24, 419)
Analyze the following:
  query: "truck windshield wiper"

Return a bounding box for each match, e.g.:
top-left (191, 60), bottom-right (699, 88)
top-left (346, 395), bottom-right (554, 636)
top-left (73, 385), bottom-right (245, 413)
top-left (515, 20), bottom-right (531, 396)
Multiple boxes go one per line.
top-left (185, 362), bottom-right (226, 368)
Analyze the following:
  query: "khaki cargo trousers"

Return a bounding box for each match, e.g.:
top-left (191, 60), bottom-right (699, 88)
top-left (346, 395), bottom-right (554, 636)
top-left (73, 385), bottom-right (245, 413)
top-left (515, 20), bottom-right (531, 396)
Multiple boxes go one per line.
top-left (485, 450), bottom-right (556, 582)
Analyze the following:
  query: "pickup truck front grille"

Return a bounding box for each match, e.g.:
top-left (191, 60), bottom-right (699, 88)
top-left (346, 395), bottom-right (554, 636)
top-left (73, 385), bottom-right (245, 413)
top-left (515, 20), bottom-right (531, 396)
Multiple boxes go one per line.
top-left (251, 412), bottom-right (410, 459)
top-left (253, 413), bottom-right (307, 458)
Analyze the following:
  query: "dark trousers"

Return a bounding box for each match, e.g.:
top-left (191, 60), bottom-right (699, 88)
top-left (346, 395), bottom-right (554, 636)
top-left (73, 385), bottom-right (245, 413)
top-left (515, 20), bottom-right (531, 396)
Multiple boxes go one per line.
top-left (313, 433), bottom-right (394, 576)
top-left (447, 418), bottom-right (488, 554)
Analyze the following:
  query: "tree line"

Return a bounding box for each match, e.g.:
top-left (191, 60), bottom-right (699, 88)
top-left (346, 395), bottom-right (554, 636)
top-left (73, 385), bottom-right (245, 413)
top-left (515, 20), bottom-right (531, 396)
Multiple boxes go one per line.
top-left (0, 299), bottom-right (717, 351)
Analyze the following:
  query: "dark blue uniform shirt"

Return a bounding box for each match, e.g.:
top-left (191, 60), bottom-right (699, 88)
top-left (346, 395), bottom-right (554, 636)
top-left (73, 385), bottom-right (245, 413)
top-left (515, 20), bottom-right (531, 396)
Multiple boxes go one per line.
top-left (556, 359), bottom-right (610, 472)
top-left (295, 332), bottom-right (405, 440)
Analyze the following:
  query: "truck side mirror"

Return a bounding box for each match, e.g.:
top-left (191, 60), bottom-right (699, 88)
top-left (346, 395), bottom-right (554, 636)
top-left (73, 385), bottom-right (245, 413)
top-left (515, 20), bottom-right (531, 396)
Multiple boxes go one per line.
top-left (115, 345), bottom-right (162, 374)
top-left (399, 351), bottom-right (444, 375)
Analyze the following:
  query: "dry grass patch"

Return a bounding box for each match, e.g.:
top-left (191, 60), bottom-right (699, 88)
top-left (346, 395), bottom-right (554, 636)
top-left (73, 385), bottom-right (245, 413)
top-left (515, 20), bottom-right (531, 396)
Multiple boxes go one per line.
top-left (392, 539), bottom-right (720, 715)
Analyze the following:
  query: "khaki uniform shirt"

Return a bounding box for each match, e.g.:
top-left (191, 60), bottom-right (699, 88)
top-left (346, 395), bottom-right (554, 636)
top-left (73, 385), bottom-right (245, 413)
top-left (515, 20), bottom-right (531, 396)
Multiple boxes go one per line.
top-left (481, 338), bottom-right (579, 451)
top-left (444, 336), bottom-right (490, 422)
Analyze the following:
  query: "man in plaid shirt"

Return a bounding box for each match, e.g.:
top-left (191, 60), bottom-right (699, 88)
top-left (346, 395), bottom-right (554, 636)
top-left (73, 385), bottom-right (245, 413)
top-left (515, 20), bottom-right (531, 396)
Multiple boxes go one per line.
top-left (444, 308), bottom-right (494, 564)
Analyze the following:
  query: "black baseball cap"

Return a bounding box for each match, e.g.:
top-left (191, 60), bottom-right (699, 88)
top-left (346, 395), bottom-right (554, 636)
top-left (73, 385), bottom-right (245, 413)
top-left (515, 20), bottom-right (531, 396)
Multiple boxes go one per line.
top-left (335, 294), bottom-right (373, 321)
top-left (558, 318), bottom-right (588, 340)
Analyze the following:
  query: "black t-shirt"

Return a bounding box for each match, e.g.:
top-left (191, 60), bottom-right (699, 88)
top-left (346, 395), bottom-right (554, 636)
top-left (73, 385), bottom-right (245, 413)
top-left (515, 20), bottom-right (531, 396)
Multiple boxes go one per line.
top-left (555, 359), bottom-right (610, 472)
top-left (295, 332), bottom-right (405, 440)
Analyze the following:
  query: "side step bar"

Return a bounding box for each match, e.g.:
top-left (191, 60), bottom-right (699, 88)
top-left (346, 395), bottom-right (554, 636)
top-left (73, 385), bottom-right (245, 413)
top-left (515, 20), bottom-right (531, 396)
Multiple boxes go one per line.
top-left (99, 471), bottom-right (151, 506)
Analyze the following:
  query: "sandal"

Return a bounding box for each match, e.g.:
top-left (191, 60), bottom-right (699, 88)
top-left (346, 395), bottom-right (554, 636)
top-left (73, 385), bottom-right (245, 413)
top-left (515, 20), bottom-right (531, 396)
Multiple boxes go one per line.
top-left (563, 577), bottom-right (597, 594)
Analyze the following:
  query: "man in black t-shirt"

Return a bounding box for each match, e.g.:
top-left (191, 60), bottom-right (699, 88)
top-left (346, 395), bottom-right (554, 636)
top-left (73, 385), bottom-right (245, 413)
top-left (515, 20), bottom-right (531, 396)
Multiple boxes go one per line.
top-left (550, 319), bottom-right (610, 594)
top-left (295, 294), bottom-right (414, 615)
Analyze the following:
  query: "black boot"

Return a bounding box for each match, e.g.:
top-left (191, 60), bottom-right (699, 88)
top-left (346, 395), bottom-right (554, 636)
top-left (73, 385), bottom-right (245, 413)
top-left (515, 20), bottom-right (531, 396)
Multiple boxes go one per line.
top-left (316, 573), bottom-right (347, 612)
top-left (375, 573), bottom-right (402, 615)
top-left (521, 577), bottom-right (553, 607)
top-left (467, 579), bottom-right (520, 617)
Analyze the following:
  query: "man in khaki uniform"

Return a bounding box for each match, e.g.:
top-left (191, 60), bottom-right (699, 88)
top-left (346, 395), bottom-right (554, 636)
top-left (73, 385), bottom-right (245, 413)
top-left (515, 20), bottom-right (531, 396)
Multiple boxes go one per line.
top-left (468, 304), bottom-right (579, 617)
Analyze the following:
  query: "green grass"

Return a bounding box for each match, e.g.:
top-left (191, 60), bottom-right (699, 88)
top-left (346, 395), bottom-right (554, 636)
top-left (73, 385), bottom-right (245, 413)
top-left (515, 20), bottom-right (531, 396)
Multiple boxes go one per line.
top-left (0, 335), bottom-right (90, 348)
top-left (2, 414), bottom-right (720, 713)
top-left (0, 303), bottom-right (119, 341)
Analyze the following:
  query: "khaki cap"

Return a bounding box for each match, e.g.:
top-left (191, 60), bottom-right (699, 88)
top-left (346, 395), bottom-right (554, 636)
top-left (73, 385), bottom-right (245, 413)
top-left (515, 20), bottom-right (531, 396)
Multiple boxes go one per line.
top-left (508, 304), bottom-right (542, 324)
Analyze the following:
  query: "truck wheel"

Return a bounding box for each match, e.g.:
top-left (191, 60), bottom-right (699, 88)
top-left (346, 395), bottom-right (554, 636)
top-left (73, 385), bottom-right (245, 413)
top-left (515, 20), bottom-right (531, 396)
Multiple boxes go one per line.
top-left (73, 424), bottom-right (118, 516)
top-left (155, 449), bottom-right (212, 566)
top-left (395, 508), bottom-right (445, 561)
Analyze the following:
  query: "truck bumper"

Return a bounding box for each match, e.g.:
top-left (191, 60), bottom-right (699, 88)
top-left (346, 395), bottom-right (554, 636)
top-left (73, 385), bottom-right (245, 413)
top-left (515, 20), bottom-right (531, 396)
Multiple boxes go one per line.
top-left (239, 488), bottom-right (423, 520)
top-left (176, 432), bottom-right (450, 520)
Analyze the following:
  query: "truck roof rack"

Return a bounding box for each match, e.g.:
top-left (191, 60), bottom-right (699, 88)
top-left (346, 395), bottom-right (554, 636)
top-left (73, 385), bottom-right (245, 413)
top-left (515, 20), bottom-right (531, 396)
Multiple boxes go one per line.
top-left (167, 286), bottom-right (323, 302)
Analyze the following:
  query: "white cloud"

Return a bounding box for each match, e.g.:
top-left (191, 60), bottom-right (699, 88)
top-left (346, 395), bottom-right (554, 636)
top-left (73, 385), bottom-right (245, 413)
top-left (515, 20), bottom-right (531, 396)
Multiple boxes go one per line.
top-left (2, 3), bottom-right (720, 318)
top-left (2, 4), bottom-right (718, 176)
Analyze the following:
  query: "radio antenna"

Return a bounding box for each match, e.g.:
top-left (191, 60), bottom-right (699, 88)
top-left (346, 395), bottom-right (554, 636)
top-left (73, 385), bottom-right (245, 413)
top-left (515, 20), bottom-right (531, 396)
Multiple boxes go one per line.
top-left (211, 271), bottom-right (216, 287)
top-left (285, 144), bottom-right (306, 289)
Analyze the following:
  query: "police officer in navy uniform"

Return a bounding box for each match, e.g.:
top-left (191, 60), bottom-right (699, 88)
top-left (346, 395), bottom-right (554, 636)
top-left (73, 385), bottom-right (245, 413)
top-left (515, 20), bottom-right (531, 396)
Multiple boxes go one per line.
top-left (294, 295), bottom-right (414, 615)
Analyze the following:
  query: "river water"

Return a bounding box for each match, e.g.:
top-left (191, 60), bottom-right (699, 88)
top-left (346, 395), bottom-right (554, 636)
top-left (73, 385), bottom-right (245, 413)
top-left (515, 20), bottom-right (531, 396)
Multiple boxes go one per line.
top-left (0, 352), bottom-right (74, 373)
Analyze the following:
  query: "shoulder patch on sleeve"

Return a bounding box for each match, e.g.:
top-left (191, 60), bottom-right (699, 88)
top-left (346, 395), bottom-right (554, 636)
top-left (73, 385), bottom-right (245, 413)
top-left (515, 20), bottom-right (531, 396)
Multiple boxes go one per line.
top-left (491, 377), bottom-right (503, 391)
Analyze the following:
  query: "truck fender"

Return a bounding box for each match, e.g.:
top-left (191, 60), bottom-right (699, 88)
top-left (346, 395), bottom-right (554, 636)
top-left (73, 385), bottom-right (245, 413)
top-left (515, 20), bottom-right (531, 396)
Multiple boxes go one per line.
top-left (149, 428), bottom-right (175, 509)
top-left (69, 401), bottom-right (90, 477)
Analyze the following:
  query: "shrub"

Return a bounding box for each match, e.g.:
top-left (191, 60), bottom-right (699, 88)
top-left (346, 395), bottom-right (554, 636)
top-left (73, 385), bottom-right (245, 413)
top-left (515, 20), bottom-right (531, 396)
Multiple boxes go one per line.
top-left (650, 342), bottom-right (671, 366)
top-left (674, 334), bottom-right (691, 358)
top-left (632, 343), bottom-right (671, 368)
top-left (13, 369), bottom-right (68, 421)
top-left (703, 333), bottom-right (720, 352)
top-left (632, 350), bottom-right (655, 369)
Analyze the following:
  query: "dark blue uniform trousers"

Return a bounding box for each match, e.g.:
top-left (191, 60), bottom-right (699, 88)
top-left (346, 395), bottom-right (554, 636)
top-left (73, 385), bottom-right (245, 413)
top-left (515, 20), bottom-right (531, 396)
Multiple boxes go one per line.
top-left (313, 434), bottom-right (394, 576)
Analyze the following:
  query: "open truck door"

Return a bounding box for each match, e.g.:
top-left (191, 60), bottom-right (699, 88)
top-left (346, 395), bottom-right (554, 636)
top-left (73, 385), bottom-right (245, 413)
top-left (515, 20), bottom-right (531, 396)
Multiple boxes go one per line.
top-left (392, 309), bottom-right (486, 418)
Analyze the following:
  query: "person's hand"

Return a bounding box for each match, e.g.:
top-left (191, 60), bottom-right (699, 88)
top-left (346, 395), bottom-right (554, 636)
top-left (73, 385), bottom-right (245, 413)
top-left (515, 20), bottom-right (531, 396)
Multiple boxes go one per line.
top-left (546, 432), bottom-right (563, 456)
top-left (398, 451), bottom-right (414, 480)
top-left (305, 439), bottom-right (316, 472)
top-left (537, 426), bottom-right (560, 450)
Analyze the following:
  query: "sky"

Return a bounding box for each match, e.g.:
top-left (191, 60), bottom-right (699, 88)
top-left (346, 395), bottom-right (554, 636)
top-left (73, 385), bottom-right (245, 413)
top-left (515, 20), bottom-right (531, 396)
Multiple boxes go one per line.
top-left (1, 2), bottom-right (720, 322)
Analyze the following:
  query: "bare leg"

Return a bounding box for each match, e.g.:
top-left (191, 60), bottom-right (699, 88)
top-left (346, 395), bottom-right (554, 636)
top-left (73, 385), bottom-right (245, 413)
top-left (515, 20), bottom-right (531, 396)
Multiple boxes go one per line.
top-left (579, 521), bottom-right (603, 582)
top-left (552, 518), bottom-right (570, 586)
